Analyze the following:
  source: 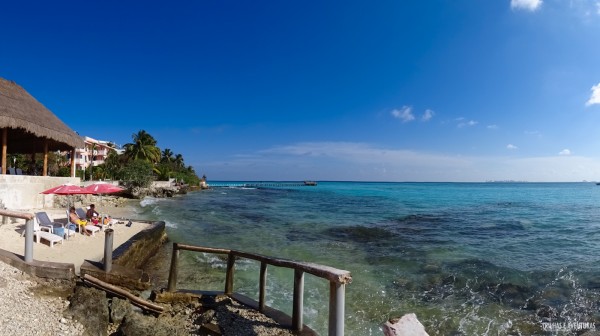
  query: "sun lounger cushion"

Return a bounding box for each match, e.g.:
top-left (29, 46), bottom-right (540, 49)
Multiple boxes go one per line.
top-left (35, 231), bottom-right (63, 247)
top-left (84, 225), bottom-right (101, 236)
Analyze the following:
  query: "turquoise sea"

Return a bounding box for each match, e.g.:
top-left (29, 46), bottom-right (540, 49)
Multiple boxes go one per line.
top-left (134, 182), bottom-right (600, 335)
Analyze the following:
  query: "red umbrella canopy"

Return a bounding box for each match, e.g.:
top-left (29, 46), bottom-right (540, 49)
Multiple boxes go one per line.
top-left (40, 184), bottom-right (93, 195)
top-left (83, 182), bottom-right (125, 194)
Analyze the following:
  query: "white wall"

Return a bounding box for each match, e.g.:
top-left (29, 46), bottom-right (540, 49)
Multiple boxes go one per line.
top-left (0, 176), bottom-right (80, 210)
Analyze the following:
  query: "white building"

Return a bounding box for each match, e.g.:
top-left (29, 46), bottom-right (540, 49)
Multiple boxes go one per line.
top-left (72, 136), bottom-right (118, 171)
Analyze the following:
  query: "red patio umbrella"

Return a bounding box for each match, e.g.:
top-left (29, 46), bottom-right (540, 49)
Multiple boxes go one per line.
top-left (83, 182), bottom-right (124, 194)
top-left (40, 183), bottom-right (94, 208)
top-left (41, 183), bottom-right (93, 195)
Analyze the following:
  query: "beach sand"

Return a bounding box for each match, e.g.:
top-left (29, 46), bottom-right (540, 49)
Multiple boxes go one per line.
top-left (0, 206), bottom-right (151, 274)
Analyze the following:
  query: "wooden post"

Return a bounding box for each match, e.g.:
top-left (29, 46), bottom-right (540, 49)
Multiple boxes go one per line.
top-left (167, 243), bottom-right (179, 292)
top-left (292, 269), bottom-right (305, 331)
top-left (328, 281), bottom-right (345, 336)
top-left (30, 153), bottom-right (35, 174)
top-left (1, 128), bottom-right (6, 175)
top-left (259, 262), bottom-right (267, 312)
top-left (24, 219), bottom-right (33, 263)
top-left (70, 148), bottom-right (76, 177)
top-left (225, 253), bottom-right (235, 295)
top-left (43, 140), bottom-right (48, 176)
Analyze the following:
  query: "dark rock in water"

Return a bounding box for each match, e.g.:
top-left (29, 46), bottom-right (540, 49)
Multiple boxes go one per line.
top-left (66, 286), bottom-right (109, 336)
top-left (522, 297), bottom-right (540, 310)
top-left (395, 214), bottom-right (446, 225)
top-left (506, 320), bottom-right (545, 335)
top-left (485, 283), bottom-right (534, 308)
top-left (540, 287), bottom-right (571, 306)
top-left (423, 264), bottom-right (440, 273)
top-left (323, 225), bottom-right (393, 243)
top-left (535, 304), bottom-right (559, 319)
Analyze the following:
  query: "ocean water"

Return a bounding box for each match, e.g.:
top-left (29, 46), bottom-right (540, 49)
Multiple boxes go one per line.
top-left (134, 182), bottom-right (600, 335)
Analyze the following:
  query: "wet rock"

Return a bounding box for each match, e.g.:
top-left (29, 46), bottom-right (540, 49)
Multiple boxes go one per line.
top-left (110, 297), bottom-right (133, 324)
top-left (195, 309), bottom-right (216, 326)
top-left (383, 313), bottom-right (429, 336)
top-left (485, 283), bottom-right (533, 308)
top-left (506, 320), bottom-right (544, 335)
top-left (118, 312), bottom-right (188, 336)
top-left (423, 264), bottom-right (440, 273)
top-left (66, 286), bottom-right (109, 336)
top-left (540, 288), bottom-right (569, 305)
top-left (535, 304), bottom-right (558, 319)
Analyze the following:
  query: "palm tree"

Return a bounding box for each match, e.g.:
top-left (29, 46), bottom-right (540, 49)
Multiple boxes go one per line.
top-left (153, 163), bottom-right (172, 181)
top-left (161, 148), bottom-right (174, 163)
top-left (173, 154), bottom-right (184, 169)
top-left (123, 130), bottom-right (161, 163)
top-left (103, 150), bottom-right (121, 180)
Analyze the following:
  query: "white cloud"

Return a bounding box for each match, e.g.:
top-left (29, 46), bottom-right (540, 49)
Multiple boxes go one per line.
top-left (487, 125), bottom-right (499, 130)
top-left (559, 149), bottom-right (572, 156)
top-left (507, 144), bottom-right (518, 150)
top-left (511, 0), bottom-right (543, 11)
top-left (597, 1), bottom-right (600, 15)
top-left (585, 82), bottom-right (600, 106)
top-left (391, 106), bottom-right (415, 122)
top-left (525, 130), bottom-right (542, 138)
top-left (458, 120), bottom-right (478, 128)
top-left (204, 141), bottom-right (600, 182)
top-left (422, 109), bottom-right (435, 121)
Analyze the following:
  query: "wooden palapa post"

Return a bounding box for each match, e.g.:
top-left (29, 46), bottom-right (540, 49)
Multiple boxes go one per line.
top-left (1, 128), bottom-right (6, 175)
top-left (43, 140), bottom-right (48, 176)
top-left (70, 148), bottom-right (76, 177)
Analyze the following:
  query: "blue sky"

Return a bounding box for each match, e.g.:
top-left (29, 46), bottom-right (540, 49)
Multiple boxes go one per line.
top-left (2, 0), bottom-right (600, 182)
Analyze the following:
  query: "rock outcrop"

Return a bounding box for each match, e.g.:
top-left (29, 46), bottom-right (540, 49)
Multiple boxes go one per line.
top-left (383, 313), bottom-right (429, 336)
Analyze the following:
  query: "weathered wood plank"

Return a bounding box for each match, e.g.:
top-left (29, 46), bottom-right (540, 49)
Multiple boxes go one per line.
top-left (83, 274), bottom-right (164, 313)
top-left (0, 209), bottom-right (34, 220)
top-left (232, 250), bottom-right (352, 284)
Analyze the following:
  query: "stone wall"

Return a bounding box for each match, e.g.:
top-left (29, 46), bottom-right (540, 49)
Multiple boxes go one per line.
top-left (0, 175), bottom-right (80, 209)
top-left (151, 180), bottom-right (174, 188)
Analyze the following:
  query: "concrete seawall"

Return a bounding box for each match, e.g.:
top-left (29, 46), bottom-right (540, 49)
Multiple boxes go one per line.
top-left (81, 221), bottom-right (167, 290)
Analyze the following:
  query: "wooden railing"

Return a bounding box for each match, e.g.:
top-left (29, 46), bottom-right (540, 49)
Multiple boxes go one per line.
top-left (167, 243), bottom-right (352, 336)
top-left (0, 209), bottom-right (35, 262)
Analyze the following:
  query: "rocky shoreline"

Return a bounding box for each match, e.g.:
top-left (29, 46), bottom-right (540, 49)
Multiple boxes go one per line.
top-left (0, 256), bottom-right (297, 336)
top-left (0, 186), bottom-right (303, 336)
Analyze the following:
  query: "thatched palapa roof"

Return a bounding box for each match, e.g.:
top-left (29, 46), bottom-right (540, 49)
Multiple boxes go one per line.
top-left (0, 77), bottom-right (84, 153)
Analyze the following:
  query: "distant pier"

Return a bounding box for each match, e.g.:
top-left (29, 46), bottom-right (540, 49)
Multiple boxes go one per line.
top-left (209, 181), bottom-right (317, 188)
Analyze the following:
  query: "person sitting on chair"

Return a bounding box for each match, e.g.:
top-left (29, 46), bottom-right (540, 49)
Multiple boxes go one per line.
top-left (87, 204), bottom-right (114, 227)
top-left (86, 204), bottom-right (99, 220)
top-left (69, 206), bottom-right (89, 235)
top-left (86, 204), bottom-right (101, 225)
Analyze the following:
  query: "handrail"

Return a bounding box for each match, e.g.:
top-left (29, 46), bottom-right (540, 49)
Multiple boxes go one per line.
top-left (0, 209), bottom-right (34, 220)
top-left (0, 209), bottom-right (35, 262)
top-left (167, 242), bottom-right (351, 336)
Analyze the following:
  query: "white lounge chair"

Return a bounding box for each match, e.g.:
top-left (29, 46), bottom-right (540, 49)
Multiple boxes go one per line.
top-left (35, 212), bottom-right (76, 240)
top-left (30, 217), bottom-right (63, 248)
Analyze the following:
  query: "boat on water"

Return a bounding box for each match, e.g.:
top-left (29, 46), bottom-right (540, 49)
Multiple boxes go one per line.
top-left (303, 181), bottom-right (317, 186)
